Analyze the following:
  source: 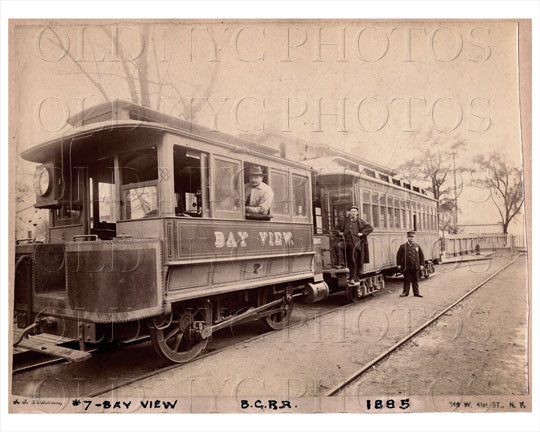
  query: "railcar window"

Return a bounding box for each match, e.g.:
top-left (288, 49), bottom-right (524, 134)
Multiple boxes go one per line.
top-left (292, 174), bottom-right (309, 217)
top-left (124, 184), bottom-right (158, 219)
top-left (270, 169), bottom-right (289, 216)
top-left (361, 190), bottom-right (372, 224)
top-left (120, 147), bottom-right (159, 220)
top-left (380, 195), bottom-right (387, 228)
top-left (53, 207), bottom-right (81, 226)
top-left (387, 196), bottom-right (394, 229)
top-left (362, 203), bottom-right (372, 225)
top-left (372, 205), bottom-right (380, 228)
top-left (330, 189), bottom-right (353, 229)
top-left (89, 179), bottom-right (115, 224)
top-left (213, 157), bottom-right (242, 218)
top-left (371, 192), bottom-right (380, 228)
top-left (173, 147), bottom-right (206, 217)
top-left (87, 158), bottom-right (116, 238)
top-left (395, 206), bottom-right (401, 229)
top-left (400, 199), bottom-right (406, 229)
top-left (52, 167), bottom-right (85, 227)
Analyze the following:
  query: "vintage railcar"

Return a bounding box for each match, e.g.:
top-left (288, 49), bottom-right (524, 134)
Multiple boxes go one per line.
top-left (14, 101), bottom-right (441, 363)
top-left (309, 156), bottom-right (440, 302)
top-left (14, 100), bottom-right (327, 363)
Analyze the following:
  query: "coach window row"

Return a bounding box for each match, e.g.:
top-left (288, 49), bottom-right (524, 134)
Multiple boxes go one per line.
top-left (203, 152), bottom-right (310, 222)
top-left (360, 190), bottom-right (437, 232)
top-left (89, 145), bottom-right (309, 224)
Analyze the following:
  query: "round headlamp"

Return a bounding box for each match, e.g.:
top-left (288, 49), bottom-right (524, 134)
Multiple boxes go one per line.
top-left (33, 165), bottom-right (51, 197)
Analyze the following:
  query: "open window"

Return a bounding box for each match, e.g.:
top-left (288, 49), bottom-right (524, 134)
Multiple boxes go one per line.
top-left (51, 166), bottom-right (85, 228)
top-left (173, 147), bottom-right (207, 217)
top-left (89, 156), bottom-right (116, 239)
top-left (244, 162), bottom-right (273, 220)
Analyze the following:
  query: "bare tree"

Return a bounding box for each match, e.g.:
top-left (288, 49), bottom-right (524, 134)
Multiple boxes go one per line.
top-left (396, 130), bottom-right (466, 232)
top-left (18, 25), bottom-right (222, 238)
top-left (472, 153), bottom-right (524, 234)
top-left (46, 25), bottom-right (219, 115)
top-left (15, 183), bottom-right (46, 239)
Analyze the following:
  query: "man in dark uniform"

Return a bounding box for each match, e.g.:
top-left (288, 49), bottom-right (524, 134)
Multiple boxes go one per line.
top-left (337, 205), bottom-right (374, 283)
top-left (396, 231), bottom-right (425, 297)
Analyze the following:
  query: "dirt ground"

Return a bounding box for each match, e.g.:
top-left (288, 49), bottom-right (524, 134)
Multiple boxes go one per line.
top-left (106, 252), bottom-right (528, 403)
top-left (12, 252), bottom-right (528, 413)
top-left (345, 253), bottom-right (529, 398)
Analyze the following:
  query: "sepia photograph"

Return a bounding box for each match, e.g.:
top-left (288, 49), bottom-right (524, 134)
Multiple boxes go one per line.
top-left (2, 3), bottom-right (536, 430)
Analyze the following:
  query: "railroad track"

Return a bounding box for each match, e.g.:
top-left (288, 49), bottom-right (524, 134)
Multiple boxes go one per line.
top-left (325, 252), bottom-right (523, 396)
top-left (11, 291), bottom-right (360, 397)
top-left (86, 296), bottom-right (364, 398)
top-left (13, 260), bottom-right (490, 399)
top-left (85, 268), bottom-right (445, 397)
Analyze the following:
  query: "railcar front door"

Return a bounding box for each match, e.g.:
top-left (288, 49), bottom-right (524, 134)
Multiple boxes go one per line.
top-left (329, 189), bottom-right (354, 231)
top-left (328, 189), bottom-right (354, 268)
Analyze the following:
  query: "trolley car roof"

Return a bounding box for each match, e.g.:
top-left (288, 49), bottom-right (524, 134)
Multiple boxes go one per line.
top-left (20, 100), bottom-right (303, 166)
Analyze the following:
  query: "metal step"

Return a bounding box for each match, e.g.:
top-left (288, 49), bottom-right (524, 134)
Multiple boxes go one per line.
top-left (15, 338), bottom-right (91, 362)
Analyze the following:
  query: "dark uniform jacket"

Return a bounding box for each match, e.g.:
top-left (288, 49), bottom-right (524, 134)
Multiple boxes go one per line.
top-left (337, 218), bottom-right (374, 263)
top-left (396, 241), bottom-right (425, 271)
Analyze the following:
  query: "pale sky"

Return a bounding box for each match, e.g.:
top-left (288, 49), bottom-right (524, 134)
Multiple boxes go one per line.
top-left (13, 21), bottom-right (525, 234)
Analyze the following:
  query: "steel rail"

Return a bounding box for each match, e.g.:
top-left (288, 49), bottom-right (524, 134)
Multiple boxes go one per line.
top-left (325, 252), bottom-right (523, 396)
top-left (86, 294), bottom-right (368, 398)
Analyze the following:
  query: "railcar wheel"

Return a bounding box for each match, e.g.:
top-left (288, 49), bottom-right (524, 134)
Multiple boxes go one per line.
top-left (258, 286), bottom-right (292, 330)
top-left (150, 302), bottom-right (212, 363)
top-left (347, 282), bottom-right (362, 303)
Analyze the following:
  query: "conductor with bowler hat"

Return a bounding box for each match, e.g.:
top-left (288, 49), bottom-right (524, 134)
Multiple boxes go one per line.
top-left (337, 205), bottom-right (374, 283)
top-left (396, 231), bottom-right (425, 297)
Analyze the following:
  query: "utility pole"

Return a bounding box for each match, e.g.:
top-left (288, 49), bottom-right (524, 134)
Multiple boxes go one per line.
top-left (453, 151), bottom-right (458, 227)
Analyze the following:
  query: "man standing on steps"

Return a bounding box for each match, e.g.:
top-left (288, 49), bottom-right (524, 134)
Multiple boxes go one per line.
top-left (396, 231), bottom-right (425, 297)
top-left (337, 205), bottom-right (374, 284)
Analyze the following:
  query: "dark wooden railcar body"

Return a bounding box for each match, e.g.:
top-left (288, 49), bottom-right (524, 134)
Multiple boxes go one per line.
top-left (15, 101), bottom-right (319, 362)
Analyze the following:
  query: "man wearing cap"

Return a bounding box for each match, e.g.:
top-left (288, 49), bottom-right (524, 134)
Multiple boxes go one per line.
top-left (396, 231), bottom-right (425, 297)
top-left (337, 205), bottom-right (374, 283)
top-left (244, 166), bottom-right (274, 215)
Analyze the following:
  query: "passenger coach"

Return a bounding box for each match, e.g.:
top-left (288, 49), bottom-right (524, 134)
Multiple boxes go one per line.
top-left (14, 100), bottom-right (326, 363)
top-left (310, 155), bottom-right (440, 302)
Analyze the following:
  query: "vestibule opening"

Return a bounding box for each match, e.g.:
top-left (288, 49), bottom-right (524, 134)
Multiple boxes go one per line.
top-left (89, 156), bottom-right (116, 240)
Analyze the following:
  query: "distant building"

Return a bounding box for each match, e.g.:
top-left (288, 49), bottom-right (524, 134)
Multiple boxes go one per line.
top-left (241, 129), bottom-right (398, 176)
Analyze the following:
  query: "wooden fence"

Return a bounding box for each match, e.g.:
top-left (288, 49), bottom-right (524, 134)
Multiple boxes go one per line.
top-left (441, 233), bottom-right (527, 258)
